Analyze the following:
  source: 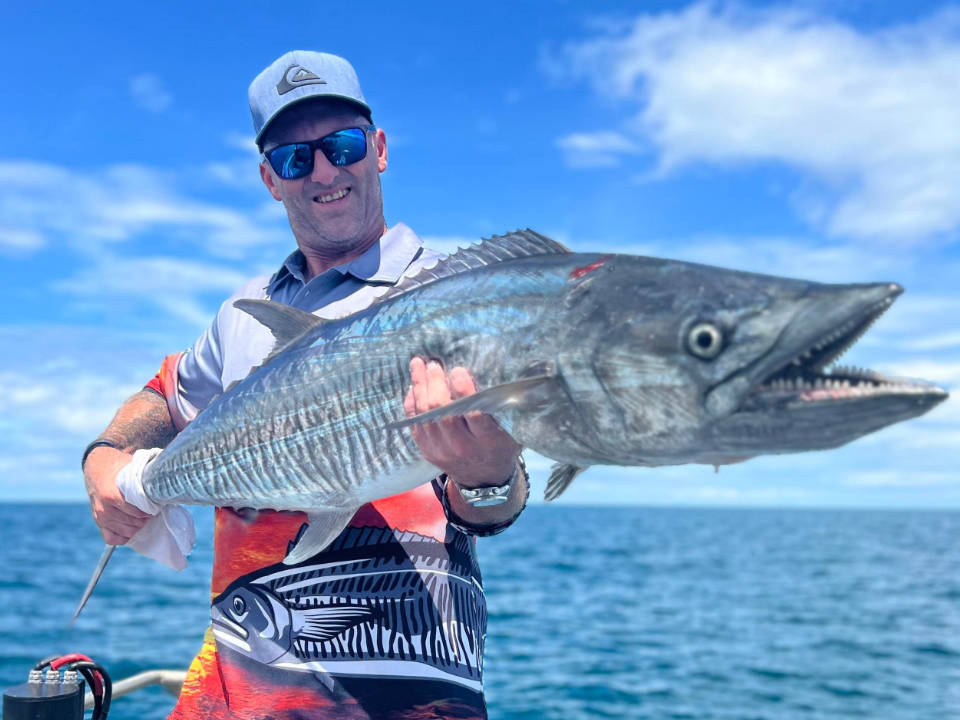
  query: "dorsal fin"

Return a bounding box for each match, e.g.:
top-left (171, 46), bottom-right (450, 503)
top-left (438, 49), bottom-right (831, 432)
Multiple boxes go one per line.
top-left (232, 299), bottom-right (326, 378)
top-left (377, 229), bottom-right (571, 304)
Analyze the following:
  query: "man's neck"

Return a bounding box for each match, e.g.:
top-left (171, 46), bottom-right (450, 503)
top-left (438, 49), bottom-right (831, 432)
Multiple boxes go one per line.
top-left (299, 223), bottom-right (388, 281)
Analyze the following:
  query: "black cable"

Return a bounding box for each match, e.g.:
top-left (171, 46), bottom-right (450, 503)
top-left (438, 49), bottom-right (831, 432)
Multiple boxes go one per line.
top-left (71, 661), bottom-right (112, 720)
top-left (74, 666), bottom-right (102, 720)
top-left (32, 655), bottom-right (59, 670)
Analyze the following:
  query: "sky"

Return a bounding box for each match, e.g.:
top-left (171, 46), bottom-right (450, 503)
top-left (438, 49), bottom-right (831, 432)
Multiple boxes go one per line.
top-left (1, 1), bottom-right (957, 508)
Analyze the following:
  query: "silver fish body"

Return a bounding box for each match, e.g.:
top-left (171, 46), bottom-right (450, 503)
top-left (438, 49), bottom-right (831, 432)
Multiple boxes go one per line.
top-left (73, 230), bottom-right (948, 617)
top-left (142, 234), bottom-right (945, 528)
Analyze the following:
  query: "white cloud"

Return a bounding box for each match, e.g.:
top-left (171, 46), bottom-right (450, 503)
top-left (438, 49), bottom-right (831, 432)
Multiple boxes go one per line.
top-left (611, 234), bottom-right (911, 282)
top-left (556, 3), bottom-right (960, 241)
top-left (899, 330), bottom-right (960, 352)
top-left (55, 255), bottom-right (250, 326)
top-left (0, 227), bottom-right (44, 252)
top-left (224, 132), bottom-right (259, 156)
top-left (130, 73), bottom-right (173, 113)
top-left (556, 130), bottom-right (644, 167)
top-left (2, 369), bottom-right (141, 439)
top-left (844, 470), bottom-right (960, 488)
top-left (875, 359), bottom-right (960, 387)
top-left (664, 484), bottom-right (812, 504)
top-left (0, 160), bottom-right (286, 258)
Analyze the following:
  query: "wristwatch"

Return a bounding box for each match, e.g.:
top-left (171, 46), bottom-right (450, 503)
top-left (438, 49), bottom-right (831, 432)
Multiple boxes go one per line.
top-left (440, 456), bottom-right (530, 537)
top-left (448, 455), bottom-right (525, 507)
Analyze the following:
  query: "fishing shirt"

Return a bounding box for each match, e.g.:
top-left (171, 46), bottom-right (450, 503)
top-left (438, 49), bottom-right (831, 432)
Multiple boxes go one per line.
top-left (151, 224), bottom-right (498, 720)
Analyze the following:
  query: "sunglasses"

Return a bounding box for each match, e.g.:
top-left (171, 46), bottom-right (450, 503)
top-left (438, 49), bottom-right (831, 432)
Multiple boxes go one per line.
top-left (263, 125), bottom-right (376, 180)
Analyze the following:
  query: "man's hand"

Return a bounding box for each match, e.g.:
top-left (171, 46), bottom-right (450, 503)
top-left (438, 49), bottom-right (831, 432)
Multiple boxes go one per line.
top-left (83, 446), bottom-right (152, 545)
top-left (403, 358), bottom-right (520, 488)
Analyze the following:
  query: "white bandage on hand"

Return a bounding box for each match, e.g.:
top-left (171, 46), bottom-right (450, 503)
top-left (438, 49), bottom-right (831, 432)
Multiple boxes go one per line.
top-left (115, 448), bottom-right (195, 570)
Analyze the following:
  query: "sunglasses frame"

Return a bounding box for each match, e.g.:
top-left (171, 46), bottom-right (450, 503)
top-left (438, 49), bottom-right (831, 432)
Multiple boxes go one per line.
top-left (263, 124), bottom-right (377, 180)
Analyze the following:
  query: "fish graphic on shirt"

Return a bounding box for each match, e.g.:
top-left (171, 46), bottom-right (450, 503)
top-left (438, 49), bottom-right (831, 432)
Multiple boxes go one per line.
top-left (210, 527), bottom-right (486, 691)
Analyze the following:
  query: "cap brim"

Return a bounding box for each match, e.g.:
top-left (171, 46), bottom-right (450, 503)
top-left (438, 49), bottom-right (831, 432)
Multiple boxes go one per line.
top-left (255, 94), bottom-right (373, 146)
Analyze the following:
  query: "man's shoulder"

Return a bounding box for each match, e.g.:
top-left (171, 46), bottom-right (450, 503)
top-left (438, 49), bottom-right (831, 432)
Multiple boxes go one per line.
top-left (211, 274), bottom-right (274, 321)
top-left (228, 274), bottom-right (275, 303)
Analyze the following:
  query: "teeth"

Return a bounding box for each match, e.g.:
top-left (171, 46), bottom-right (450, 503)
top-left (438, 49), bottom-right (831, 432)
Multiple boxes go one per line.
top-left (317, 188), bottom-right (349, 203)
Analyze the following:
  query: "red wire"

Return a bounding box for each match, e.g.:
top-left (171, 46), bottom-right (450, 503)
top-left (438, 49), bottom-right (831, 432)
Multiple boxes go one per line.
top-left (49, 653), bottom-right (94, 669)
top-left (49, 653), bottom-right (103, 695)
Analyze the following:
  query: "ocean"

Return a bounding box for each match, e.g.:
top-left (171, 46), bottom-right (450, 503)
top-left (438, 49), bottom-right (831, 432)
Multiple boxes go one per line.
top-left (1, 503), bottom-right (958, 719)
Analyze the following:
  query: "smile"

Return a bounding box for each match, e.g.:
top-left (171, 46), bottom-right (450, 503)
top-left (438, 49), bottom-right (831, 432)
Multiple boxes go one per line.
top-left (314, 188), bottom-right (350, 204)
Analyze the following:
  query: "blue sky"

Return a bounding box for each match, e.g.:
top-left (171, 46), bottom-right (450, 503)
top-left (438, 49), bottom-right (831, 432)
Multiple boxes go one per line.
top-left (1, 1), bottom-right (957, 507)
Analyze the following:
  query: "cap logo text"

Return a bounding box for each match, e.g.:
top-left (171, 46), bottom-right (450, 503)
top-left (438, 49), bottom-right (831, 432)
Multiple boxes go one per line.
top-left (276, 65), bottom-right (327, 96)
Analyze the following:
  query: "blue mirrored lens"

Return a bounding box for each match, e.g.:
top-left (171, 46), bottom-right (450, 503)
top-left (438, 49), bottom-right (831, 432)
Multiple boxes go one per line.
top-left (267, 127), bottom-right (371, 179)
top-left (320, 128), bottom-right (368, 167)
top-left (269, 144), bottom-right (313, 179)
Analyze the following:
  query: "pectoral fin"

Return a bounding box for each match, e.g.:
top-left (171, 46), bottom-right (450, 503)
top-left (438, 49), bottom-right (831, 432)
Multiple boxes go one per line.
top-left (545, 463), bottom-right (589, 501)
top-left (298, 606), bottom-right (376, 642)
top-left (386, 374), bottom-right (557, 430)
top-left (283, 510), bottom-right (357, 565)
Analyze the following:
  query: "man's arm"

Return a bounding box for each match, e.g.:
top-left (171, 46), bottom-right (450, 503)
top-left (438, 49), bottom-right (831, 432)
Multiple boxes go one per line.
top-left (83, 389), bottom-right (178, 545)
top-left (404, 358), bottom-right (528, 529)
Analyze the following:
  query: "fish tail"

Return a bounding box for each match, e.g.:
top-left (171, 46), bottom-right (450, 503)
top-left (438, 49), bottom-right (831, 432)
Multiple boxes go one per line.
top-left (70, 544), bottom-right (116, 626)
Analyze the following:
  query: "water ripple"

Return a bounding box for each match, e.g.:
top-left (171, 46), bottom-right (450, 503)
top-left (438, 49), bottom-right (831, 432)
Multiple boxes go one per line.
top-left (1, 504), bottom-right (958, 719)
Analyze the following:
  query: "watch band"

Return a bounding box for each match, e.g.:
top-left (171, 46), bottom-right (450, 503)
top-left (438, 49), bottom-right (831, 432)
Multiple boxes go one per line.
top-left (440, 456), bottom-right (530, 537)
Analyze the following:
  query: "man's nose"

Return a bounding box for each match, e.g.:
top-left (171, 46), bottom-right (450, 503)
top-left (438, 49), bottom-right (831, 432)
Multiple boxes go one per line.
top-left (310, 149), bottom-right (339, 184)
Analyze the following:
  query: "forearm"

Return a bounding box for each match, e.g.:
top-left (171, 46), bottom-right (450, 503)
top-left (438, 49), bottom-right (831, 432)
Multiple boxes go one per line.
top-left (93, 389), bottom-right (178, 453)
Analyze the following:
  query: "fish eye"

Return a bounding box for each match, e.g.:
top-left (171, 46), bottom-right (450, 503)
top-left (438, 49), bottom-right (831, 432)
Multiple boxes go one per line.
top-left (686, 322), bottom-right (724, 359)
top-left (232, 596), bottom-right (246, 615)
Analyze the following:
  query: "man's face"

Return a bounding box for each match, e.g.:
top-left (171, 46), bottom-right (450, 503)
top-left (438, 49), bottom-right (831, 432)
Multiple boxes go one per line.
top-left (260, 107), bottom-right (388, 268)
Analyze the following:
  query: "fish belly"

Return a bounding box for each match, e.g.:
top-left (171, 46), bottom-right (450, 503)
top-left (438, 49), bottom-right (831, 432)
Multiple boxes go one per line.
top-left (142, 342), bottom-right (441, 510)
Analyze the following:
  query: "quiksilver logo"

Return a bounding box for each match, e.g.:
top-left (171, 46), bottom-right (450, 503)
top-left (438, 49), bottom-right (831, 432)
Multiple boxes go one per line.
top-left (276, 64), bottom-right (327, 96)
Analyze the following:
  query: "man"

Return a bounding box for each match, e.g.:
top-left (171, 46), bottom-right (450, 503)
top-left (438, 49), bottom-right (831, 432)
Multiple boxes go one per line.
top-left (82, 50), bottom-right (528, 720)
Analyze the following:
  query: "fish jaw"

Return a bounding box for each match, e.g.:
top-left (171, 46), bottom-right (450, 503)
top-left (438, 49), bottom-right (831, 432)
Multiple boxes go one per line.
top-left (702, 281), bottom-right (947, 456)
top-left (708, 375), bottom-right (947, 456)
top-left (705, 281), bottom-right (903, 418)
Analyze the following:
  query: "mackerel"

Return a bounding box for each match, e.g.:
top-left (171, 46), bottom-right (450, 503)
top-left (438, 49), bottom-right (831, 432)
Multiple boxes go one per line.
top-left (74, 230), bottom-right (947, 618)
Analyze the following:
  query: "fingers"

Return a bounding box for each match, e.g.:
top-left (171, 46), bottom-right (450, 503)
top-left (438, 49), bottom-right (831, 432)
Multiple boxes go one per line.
top-left (408, 357), bottom-right (431, 416)
top-left (84, 447), bottom-right (154, 543)
top-left (102, 529), bottom-right (130, 546)
top-left (447, 366), bottom-right (516, 445)
top-left (95, 505), bottom-right (150, 544)
top-left (112, 500), bottom-right (152, 521)
top-left (463, 411), bottom-right (507, 440)
top-left (448, 366), bottom-right (477, 399)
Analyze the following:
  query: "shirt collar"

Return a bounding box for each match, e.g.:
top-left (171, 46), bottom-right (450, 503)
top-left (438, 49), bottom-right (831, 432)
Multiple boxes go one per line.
top-left (268, 223), bottom-right (423, 293)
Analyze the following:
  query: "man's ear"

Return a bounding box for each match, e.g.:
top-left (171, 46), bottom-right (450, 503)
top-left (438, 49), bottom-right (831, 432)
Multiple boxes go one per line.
top-left (375, 128), bottom-right (388, 173)
top-left (260, 160), bottom-right (283, 201)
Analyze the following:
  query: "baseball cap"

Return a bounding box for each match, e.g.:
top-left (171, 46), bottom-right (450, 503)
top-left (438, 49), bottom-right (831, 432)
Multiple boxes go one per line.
top-left (249, 51), bottom-right (372, 146)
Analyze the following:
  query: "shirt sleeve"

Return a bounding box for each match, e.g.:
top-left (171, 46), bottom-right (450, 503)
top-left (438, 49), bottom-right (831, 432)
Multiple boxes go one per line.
top-left (171, 308), bottom-right (228, 428)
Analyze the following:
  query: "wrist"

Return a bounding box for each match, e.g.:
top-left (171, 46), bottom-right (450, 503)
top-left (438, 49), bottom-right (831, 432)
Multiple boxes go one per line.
top-left (441, 457), bottom-right (529, 536)
top-left (81, 439), bottom-right (123, 471)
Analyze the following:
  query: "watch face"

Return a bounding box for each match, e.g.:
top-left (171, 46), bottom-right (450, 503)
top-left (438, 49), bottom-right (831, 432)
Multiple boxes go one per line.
top-left (461, 483), bottom-right (512, 507)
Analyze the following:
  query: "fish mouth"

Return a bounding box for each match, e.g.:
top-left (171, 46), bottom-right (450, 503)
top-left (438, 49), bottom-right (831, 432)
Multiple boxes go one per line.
top-left (743, 285), bottom-right (947, 409)
top-left (211, 608), bottom-right (249, 641)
